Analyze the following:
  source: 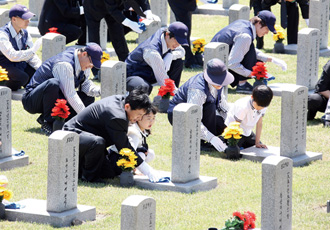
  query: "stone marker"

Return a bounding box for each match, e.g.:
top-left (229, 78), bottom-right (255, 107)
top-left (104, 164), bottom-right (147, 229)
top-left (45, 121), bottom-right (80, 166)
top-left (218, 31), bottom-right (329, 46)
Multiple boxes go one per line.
top-left (203, 42), bottom-right (229, 69)
top-left (223, 0), bottom-right (239, 9)
top-left (228, 4), bottom-right (250, 24)
top-left (0, 9), bottom-right (9, 27)
top-left (169, 8), bottom-right (176, 24)
top-left (99, 18), bottom-right (107, 50)
top-left (134, 103), bottom-right (217, 193)
top-left (138, 20), bottom-right (161, 44)
top-left (29, 0), bottom-right (44, 26)
top-left (42, 33), bottom-right (66, 62)
top-left (0, 86), bottom-right (29, 170)
top-left (121, 195), bottom-right (156, 230)
top-left (101, 60), bottom-right (126, 98)
top-left (240, 85), bottom-right (322, 166)
top-left (309, 0), bottom-right (330, 56)
top-left (193, 1), bottom-right (238, 16)
top-left (296, 28), bottom-right (320, 91)
top-left (6, 131), bottom-right (96, 227)
top-left (149, 0), bottom-right (168, 27)
top-left (261, 156), bottom-right (293, 230)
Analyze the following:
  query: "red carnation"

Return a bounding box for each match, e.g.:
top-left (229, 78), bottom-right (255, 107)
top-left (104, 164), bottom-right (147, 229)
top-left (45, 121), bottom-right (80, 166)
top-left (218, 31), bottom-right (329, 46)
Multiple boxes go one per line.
top-left (51, 99), bottom-right (70, 120)
top-left (157, 79), bottom-right (176, 98)
top-left (251, 62), bottom-right (268, 80)
top-left (47, 27), bottom-right (60, 34)
top-left (233, 211), bottom-right (244, 221)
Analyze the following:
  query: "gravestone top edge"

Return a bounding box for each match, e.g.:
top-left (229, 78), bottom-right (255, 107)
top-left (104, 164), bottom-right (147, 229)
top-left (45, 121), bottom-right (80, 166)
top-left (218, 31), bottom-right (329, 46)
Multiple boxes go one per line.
top-left (102, 60), bottom-right (125, 68)
top-left (229, 4), bottom-right (249, 10)
top-left (49, 130), bottom-right (77, 140)
top-left (122, 195), bottom-right (154, 207)
top-left (43, 33), bottom-right (66, 40)
top-left (281, 85), bottom-right (308, 93)
top-left (205, 42), bottom-right (229, 49)
top-left (173, 103), bottom-right (199, 113)
top-left (262, 156), bottom-right (293, 166)
top-left (299, 27), bottom-right (320, 34)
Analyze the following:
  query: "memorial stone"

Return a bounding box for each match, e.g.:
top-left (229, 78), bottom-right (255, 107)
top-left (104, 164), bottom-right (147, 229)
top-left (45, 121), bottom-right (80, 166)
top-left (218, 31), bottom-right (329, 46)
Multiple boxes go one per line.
top-left (101, 61), bottom-right (126, 98)
top-left (223, 0), bottom-right (239, 9)
top-left (42, 33), bottom-right (66, 62)
top-left (228, 4), bottom-right (250, 24)
top-left (138, 20), bottom-right (161, 44)
top-left (99, 18), bottom-right (107, 50)
top-left (261, 156), bottom-right (293, 230)
top-left (150, 0), bottom-right (168, 27)
top-left (309, 0), bottom-right (330, 50)
top-left (29, 0), bottom-right (44, 24)
top-left (203, 42), bottom-right (229, 69)
top-left (121, 195), bottom-right (156, 230)
top-left (170, 9), bottom-right (176, 24)
top-left (0, 87), bottom-right (11, 159)
top-left (0, 9), bottom-right (9, 27)
top-left (172, 103), bottom-right (201, 183)
top-left (296, 28), bottom-right (320, 90)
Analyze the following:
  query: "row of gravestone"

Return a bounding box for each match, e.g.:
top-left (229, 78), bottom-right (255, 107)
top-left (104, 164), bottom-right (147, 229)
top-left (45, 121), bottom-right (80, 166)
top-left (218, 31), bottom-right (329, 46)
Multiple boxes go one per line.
top-left (0, 85), bottom-right (293, 229)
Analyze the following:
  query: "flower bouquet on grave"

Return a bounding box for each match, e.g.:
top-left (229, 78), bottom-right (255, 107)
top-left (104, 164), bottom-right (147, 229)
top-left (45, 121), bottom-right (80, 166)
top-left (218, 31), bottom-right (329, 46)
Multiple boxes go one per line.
top-left (156, 78), bottom-right (176, 113)
top-left (273, 25), bottom-right (286, 53)
top-left (251, 62), bottom-right (268, 88)
top-left (101, 51), bottom-right (110, 65)
top-left (51, 99), bottom-right (70, 132)
top-left (117, 148), bottom-right (138, 187)
top-left (222, 121), bottom-right (243, 160)
top-left (47, 27), bottom-right (60, 34)
top-left (0, 66), bottom-right (9, 86)
top-left (0, 175), bottom-right (13, 219)
top-left (220, 211), bottom-right (256, 230)
top-left (192, 38), bottom-right (206, 66)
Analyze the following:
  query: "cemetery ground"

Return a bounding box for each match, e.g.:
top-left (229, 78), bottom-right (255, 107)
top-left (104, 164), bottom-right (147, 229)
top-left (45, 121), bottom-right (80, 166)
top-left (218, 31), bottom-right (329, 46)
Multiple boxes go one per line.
top-left (1, 0), bottom-right (330, 229)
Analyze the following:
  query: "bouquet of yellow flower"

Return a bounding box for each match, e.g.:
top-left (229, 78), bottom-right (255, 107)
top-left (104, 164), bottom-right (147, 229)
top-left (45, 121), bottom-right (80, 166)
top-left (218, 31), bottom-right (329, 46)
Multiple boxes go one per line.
top-left (116, 148), bottom-right (138, 172)
top-left (0, 66), bottom-right (9, 82)
top-left (0, 176), bottom-right (13, 203)
top-left (222, 121), bottom-right (243, 146)
top-left (273, 25), bottom-right (286, 43)
top-left (100, 51), bottom-right (110, 64)
top-left (192, 38), bottom-right (206, 54)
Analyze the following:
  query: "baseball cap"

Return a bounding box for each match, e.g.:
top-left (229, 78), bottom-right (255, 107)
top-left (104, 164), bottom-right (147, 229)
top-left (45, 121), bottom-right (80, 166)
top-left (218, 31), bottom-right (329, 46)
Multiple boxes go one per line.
top-left (85, 43), bottom-right (103, 69)
top-left (203, 58), bottom-right (234, 86)
top-left (168, 22), bottom-right (189, 46)
top-left (258, 10), bottom-right (277, 34)
top-left (9, 4), bottom-right (35, 20)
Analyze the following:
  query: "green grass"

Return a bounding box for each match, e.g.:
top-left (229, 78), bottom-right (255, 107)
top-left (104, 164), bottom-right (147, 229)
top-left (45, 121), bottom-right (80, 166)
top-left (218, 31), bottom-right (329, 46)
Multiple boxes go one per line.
top-left (1, 0), bottom-right (330, 229)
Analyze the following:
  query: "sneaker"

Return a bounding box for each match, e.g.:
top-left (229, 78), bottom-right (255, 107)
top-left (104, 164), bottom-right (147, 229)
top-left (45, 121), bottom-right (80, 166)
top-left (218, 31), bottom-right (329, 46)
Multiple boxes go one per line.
top-left (41, 122), bottom-right (53, 136)
top-left (236, 82), bottom-right (253, 94)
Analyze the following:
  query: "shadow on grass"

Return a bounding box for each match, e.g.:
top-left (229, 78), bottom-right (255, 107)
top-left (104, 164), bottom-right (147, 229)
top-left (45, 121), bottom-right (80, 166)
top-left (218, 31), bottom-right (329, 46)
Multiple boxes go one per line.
top-left (307, 118), bottom-right (323, 126)
top-left (25, 127), bottom-right (44, 135)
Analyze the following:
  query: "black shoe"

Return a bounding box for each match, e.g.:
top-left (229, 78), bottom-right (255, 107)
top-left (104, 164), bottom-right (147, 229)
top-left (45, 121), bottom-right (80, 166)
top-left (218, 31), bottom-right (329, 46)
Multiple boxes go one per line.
top-left (37, 114), bottom-right (44, 125)
top-left (236, 82), bottom-right (253, 94)
top-left (81, 176), bottom-right (107, 184)
top-left (185, 63), bottom-right (202, 69)
top-left (201, 141), bottom-right (215, 151)
top-left (41, 122), bottom-right (53, 136)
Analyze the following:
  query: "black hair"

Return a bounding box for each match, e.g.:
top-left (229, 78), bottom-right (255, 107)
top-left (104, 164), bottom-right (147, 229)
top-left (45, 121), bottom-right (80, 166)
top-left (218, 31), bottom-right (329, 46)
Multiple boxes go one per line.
top-left (250, 16), bottom-right (267, 28)
top-left (145, 104), bottom-right (158, 116)
top-left (164, 30), bottom-right (175, 39)
top-left (252, 85), bottom-right (273, 107)
top-left (125, 88), bottom-right (151, 111)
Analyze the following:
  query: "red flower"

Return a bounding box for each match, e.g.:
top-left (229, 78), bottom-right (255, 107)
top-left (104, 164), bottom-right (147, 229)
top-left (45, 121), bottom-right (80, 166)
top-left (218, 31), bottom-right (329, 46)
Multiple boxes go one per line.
top-left (233, 211), bottom-right (244, 221)
top-left (251, 62), bottom-right (268, 80)
top-left (47, 27), bottom-right (60, 34)
top-left (245, 211), bottom-right (256, 221)
top-left (157, 79), bottom-right (175, 98)
top-left (51, 99), bottom-right (70, 120)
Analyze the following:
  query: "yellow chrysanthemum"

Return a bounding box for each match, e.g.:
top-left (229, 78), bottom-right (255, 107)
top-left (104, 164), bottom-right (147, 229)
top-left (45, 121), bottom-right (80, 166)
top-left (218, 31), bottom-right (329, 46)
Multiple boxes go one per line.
top-left (223, 134), bottom-right (233, 139)
top-left (3, 190), bottom-right (13, 200)
top-left (124, 161), bottom-right (136, 169)
top-left (117, 158), bottom-right (128, 167)
top-left (100, 51), bottom-right (110, 64)
top-left (119, 148), bottom-right (133, 156)
top-left (233, 134), bottom-right (242, 139)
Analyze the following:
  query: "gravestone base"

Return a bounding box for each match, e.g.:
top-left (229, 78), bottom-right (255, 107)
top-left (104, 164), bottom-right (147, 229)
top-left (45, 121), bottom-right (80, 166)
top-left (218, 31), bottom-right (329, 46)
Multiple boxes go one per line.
top-left (27, 26), bottom-right (41, 38)
top-left (0, 148), bottom-right (29, 171)
top-left (240, 146), bottom-right (322, 167)
top-left (268, 83), bottom-right (314, 96)
top-left (5, 199), bottom-right (96, 228)
top-left (319, 47), bottom-right (330, 57)
top-left (193, 4), bottom-right (229, 16)
top-left (11, 89), bottom-right (25, 101)
top-left (134, 171), bottom-right (217, 193)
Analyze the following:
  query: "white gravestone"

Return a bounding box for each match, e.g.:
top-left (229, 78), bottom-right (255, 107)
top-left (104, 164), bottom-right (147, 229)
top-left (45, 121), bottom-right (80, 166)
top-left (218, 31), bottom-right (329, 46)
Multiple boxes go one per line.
top-left (29, 0), bottom-right (44, 26)
top-left (296, 28), bottom-right (320, 90)
top-left (261, 156), bottom-right (293, 230)
top-left (223, 0), bottom-right (239, 9)
top-left (0, 9), bottom-right (9, 27)
top-left (138, 20), bottom-right (161, 44)
top-left (193, 2), bottom-right (237, 16)
top-left (169, 9), bottom-right (176, 24)
top-left (121, 195), bottom-right (156, 230)
top-left (150, 0), bottom-right (168, 27)
top-left (5, 131), bottom-right (96, 227)
top-left (42, 33), bottom-right (66, 62)
top-left (0, 87), bottom-right (29, 170)
top-left (100, 18), bottom-right (108, 50)
top-left (309, 0), bottom-right (330, 56)
top-left (240, 85), bottom-right (322, 166)
top-left (101, 60), bottom-right (126, 98)
top-left (134, 103), bottom-right (217, 193)
top-left (228, 4), bottom-right (250, 24)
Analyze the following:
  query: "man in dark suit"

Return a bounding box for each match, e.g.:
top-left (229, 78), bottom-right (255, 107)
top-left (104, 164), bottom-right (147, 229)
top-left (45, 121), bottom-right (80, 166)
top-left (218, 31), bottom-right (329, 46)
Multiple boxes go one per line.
top-left (38, 0), bottom-right (86, 45)
top-left (63, 89), bottom-right (160, 183)
top-left (83, 0), bottom-right (159, 61)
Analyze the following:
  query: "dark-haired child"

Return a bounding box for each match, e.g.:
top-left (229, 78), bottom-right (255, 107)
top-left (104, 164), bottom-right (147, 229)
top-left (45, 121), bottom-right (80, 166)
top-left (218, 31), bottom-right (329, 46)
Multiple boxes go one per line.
top-left (225, 85), bottom-right (273, 149)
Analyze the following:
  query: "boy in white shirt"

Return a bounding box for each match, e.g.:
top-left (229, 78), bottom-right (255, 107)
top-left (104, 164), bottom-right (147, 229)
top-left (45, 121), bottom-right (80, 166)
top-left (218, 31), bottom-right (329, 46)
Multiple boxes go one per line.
top-left (225, 85), bottom-right (273, 149)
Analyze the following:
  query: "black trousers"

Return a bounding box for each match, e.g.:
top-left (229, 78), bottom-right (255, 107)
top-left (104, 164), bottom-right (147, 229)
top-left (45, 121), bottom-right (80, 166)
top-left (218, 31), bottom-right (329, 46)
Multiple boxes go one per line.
top-left (168, 0), bottom-right (195, 67)
top-left (85, 13), bottom-right (129, 61)
top-left (4, 65), bottom-right (35, 91)
top-left (307, 93), bottom-right (328, 120)
top-left (168, 101), bottom-right (226, 137)
top-left (237, 132), bottom-right (256, 149)
top-left (22, 78), bottom-right (95, 123)
top-left (126, 59), bottom-right (183, 95)
top-left (286, 2), bottom-right (299, 44)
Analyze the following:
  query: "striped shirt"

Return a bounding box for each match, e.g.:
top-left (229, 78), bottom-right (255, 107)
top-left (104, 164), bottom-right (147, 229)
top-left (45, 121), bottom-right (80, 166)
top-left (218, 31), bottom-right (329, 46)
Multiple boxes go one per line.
top-left (187, 84), bottom-right (230, 142)
top-left (52, 49), bottom-right (100, 114)
top-left (143, 33), bottom-right (185, 86)
top-left (0, 22), bottom-right (41, 69)
top-left (228, 22), bottom-right (270, 77)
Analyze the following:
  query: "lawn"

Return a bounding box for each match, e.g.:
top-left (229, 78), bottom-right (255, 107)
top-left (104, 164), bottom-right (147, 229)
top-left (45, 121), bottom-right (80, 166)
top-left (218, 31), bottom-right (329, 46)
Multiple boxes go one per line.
top-left (1, 0), bottom-right (330, 229)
